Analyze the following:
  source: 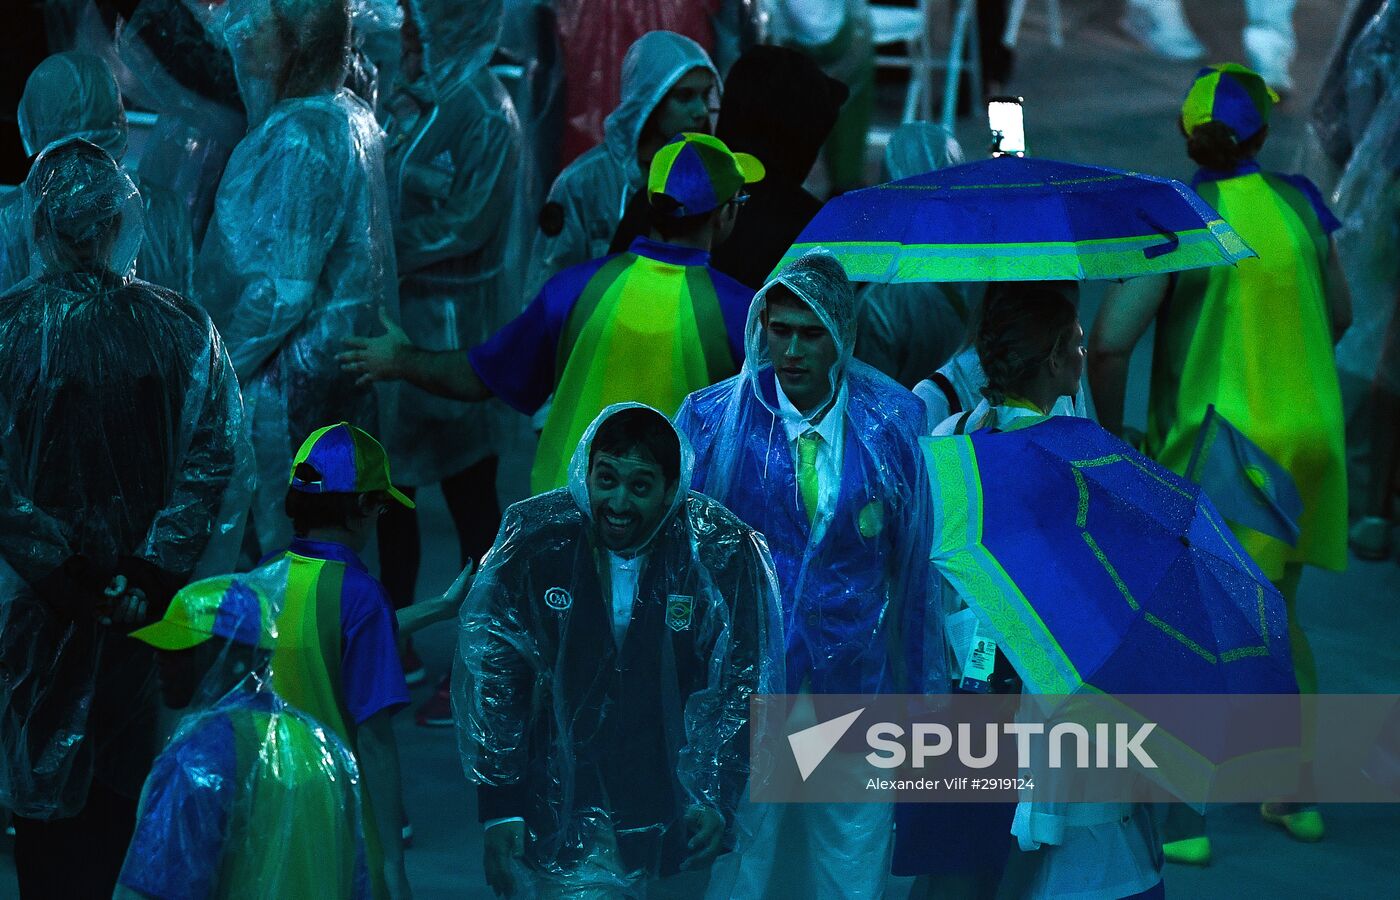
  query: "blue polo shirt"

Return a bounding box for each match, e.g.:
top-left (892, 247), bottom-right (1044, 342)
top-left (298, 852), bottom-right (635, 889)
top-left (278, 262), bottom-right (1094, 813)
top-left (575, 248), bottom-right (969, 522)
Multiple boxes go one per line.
top-left (468, 236), bottom-right (753, 415)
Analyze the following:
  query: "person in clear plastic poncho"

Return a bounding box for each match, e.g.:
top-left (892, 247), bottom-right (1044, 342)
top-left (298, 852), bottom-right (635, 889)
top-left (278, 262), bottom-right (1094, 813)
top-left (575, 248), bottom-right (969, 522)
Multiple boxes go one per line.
top-left (453, 403), bottom-right (783, 898)
top-left (854, 122), bottom-right (971, 391)
top-left (0, 51), bottom-right (195, 296)
top-left (378, 0), bottom-right (523, 619)
top-left (674, 251), bottom-right (942, 900)
top-left (527, 30), bottom-right (719, 296)
top-left (0, 138), bottom-right (252, 896)
top-left (198, 0), bottom-right (399, 557)
top-left (115, 565), bottom-right (370, 900)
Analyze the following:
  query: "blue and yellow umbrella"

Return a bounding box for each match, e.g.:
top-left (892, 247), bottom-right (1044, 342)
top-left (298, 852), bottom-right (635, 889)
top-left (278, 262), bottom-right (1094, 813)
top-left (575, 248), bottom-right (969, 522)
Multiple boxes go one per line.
top-left (925, 416), bottom-right (1300, 802)
top-left (923, 415), bottom-right (1295, 697)
top-left (779, 155), bottom-right (1255, 282)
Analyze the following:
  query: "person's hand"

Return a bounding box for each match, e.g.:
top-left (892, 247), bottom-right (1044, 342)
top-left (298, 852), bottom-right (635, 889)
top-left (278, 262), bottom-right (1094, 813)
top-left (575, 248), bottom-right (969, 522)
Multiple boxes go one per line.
top-left (482, 820), bottom-right (526, 897)
top-left (339, 307), bottom-right (412, 388)
top-left (98, 575), bottom-right (150, 627)
top-left (442, 559), bottom-right (475, 607)
top-left (680, 805), bottom-right (725, 870)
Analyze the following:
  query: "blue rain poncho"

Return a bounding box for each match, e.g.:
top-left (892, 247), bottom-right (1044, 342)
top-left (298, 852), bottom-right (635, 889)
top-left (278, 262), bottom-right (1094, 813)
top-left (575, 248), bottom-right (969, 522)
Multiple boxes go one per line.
top-left (453, 403), bottom-right (783, 893)
top-left (676, 251), bottom-right (946, 695)
top-left (198, 0), bottom-right (399, 554)
top-left (854, 122), bottom-right (971, 389)
top-left (0, 52), bottom-right (195, 297)
top-left (0, 140), bottom-right (253, 819)
top-left (525, 30), bottom-right (718, 296)
top-left (116, 565), bottom-right (370, 900)
top-left (384, 0), bottom-right (523, 485)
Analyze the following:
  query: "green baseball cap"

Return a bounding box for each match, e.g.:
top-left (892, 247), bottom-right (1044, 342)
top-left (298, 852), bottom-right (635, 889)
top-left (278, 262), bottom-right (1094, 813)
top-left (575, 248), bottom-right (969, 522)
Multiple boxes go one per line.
top-left (647, 132), bottom-right (765, 218)
top-left (288, 422), bottom-right (414, 509)
top-left (130, 574), bottom-right (278, 651)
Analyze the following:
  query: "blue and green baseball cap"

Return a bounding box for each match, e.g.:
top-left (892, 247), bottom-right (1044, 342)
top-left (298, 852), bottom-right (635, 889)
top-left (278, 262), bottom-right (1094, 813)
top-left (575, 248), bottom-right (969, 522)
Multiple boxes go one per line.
top-left (647, 132), bottom-right (765, 218)
top-left (1181, 63), bottom-right (1279, 142)
top-left (130, 574), bottom-right (278, 651)
top-left (289, 422), bottom-right (415, 509)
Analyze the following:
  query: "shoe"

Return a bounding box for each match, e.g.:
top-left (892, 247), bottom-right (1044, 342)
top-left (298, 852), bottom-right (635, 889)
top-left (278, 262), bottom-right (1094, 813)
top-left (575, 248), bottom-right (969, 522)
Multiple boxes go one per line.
top-left (1121, 3), bottom-right (1205, 61)
top-left (1261, 803), bottom-right (1325, 842)
top-left (1350, 516), bottom-right (1393, 561)
top-left (415, 681), bottom-right (453, 727)
top-left (401, 642), bottom-right (427, 687)
top-left (1244, 25), bottom-right (1295, 93)
top-left (1163, 836), bottom-right (1212, 866)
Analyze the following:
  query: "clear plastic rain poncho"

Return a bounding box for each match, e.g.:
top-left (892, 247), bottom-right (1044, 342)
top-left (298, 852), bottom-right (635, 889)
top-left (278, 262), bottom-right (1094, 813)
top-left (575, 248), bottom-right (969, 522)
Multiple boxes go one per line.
top-left (116, 565), bottom-right (370, 900)
top-left (199, 0), bottom-right (399, 555)
top-left (384, 0), bottom-right (523, 486)
top-left (453, 403), bottom-right (783, 891)
top-left (0, 52), bottom-right (196, 297)
top-left (855, 122), bottom-right (971, 389)
top-left (675, 251), bottom-right (945, 696)
top-left (526, 30), bottom-right (719, 296)
top-left (117, 0), bottom-right (248, 242)
top-left (0, 140), bottom-right (253, 819)
top-left (1330, 0), bottom-right (1400, 396)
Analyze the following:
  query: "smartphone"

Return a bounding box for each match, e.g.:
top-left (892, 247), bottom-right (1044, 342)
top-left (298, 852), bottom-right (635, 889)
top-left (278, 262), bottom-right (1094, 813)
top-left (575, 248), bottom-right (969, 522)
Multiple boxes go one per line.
top-left (988, 96), bottom-right (1026, 157)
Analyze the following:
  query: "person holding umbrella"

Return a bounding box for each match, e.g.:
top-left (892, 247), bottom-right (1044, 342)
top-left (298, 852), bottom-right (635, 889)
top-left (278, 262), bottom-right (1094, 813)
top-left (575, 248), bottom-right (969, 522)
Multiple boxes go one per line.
top-left (1088, 63), bottom-right (1351, 858)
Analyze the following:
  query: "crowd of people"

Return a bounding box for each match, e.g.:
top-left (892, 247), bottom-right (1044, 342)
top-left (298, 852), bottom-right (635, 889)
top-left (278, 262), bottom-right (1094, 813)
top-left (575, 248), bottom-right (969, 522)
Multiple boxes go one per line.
top-left (0, 0), bottom-right (1396, 899)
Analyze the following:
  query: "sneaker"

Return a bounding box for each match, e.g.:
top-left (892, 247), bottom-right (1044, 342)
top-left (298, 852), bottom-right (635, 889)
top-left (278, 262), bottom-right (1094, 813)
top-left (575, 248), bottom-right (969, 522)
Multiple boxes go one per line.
top-left (1350, 516), bottom-right (1392, 561)
top-left (1260, 803), bottom-right (1325, 842)
top-left (1121, 2), bottom-right (1205, 61)
top-left (415, 681), bottom-right (453, 728)
top-left (401, 642), bottom-right (427, 687)
top-left (1244, 25), bottom-right (1295, 93)
top-left (1163, 836), bottom-right (1212, 865)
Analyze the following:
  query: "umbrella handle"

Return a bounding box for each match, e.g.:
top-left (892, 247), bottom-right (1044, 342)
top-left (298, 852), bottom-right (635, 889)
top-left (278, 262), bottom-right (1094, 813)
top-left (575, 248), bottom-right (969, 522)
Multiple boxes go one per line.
top-left (1141, 213), bottom-right (1181, 259)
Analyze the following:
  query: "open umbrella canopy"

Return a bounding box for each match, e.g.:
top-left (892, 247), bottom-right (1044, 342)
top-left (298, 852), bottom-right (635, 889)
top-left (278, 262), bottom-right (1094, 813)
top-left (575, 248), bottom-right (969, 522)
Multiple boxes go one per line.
top-left (923, 415), bottom-right (1300, 802)
top-left (923, 415), bottom-right (1295, 697)
top-left (779, 155), bottom-right (1256, 282)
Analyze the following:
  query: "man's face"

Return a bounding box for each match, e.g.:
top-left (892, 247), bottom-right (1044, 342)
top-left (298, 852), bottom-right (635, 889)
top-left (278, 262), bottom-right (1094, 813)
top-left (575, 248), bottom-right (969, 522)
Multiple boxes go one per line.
top-left (652, 68), bottom-right (716, 141)
top-left (764, 293), bottom-right (839, 415)
top-left (587, 451), bottom-right (673, 552)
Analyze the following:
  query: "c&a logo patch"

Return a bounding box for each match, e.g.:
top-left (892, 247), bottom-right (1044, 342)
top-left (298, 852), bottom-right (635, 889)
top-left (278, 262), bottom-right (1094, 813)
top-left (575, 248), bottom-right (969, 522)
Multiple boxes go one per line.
top-left (544, 587), bottom-right (572, 611)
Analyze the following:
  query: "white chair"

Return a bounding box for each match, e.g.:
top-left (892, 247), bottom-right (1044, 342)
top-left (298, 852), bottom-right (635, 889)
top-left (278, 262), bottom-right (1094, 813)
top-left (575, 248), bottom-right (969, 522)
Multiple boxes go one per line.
top-left (1003, 0), bottom-right (1064, 49)
top-left (870, 0), bottom-right (983, 132)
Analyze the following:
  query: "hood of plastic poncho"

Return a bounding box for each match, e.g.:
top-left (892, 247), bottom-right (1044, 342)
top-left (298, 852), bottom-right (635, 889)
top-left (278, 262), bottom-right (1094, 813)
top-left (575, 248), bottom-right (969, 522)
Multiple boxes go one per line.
top-left (884, 122), bottom-right (964, 180)
top-left (220, 0), bottom-right (354, 122)
top-left (715, 44), bottom-right (847, 186)
top-left (742, 249), bottom-right (858, 418)
top-left (566, 402), bottom-right (696, 558)
top-left (18, 52), bottom-right (129, 161)
top-left (24, 139), bottom-right (144, 280)
top-left (405, 0), bottom-right (498, 90)
top-left (603, 31), bottom-right (719, 187)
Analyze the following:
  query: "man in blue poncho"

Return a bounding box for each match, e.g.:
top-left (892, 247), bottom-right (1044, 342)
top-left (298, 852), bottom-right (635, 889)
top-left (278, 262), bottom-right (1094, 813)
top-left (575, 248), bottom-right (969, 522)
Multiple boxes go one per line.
top-left (675, 251), bottom-right (943, 899)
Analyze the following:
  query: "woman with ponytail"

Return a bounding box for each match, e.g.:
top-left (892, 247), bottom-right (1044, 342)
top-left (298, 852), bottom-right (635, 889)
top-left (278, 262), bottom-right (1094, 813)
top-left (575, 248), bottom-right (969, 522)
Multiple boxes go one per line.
top-left (930, 282), bottom-right (1085, 437)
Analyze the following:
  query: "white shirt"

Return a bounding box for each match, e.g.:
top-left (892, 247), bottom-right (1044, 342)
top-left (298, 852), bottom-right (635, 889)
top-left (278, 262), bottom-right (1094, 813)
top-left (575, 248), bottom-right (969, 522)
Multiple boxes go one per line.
top-left (776, 380), bottom-right (848, 529)
top-left (606, 552), bottom-right (643, 650)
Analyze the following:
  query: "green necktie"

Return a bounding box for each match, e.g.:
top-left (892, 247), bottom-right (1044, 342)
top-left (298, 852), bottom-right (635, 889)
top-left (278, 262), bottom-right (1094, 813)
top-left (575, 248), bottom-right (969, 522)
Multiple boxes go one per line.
top-left (797, 430), bottom-right (821, 524)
